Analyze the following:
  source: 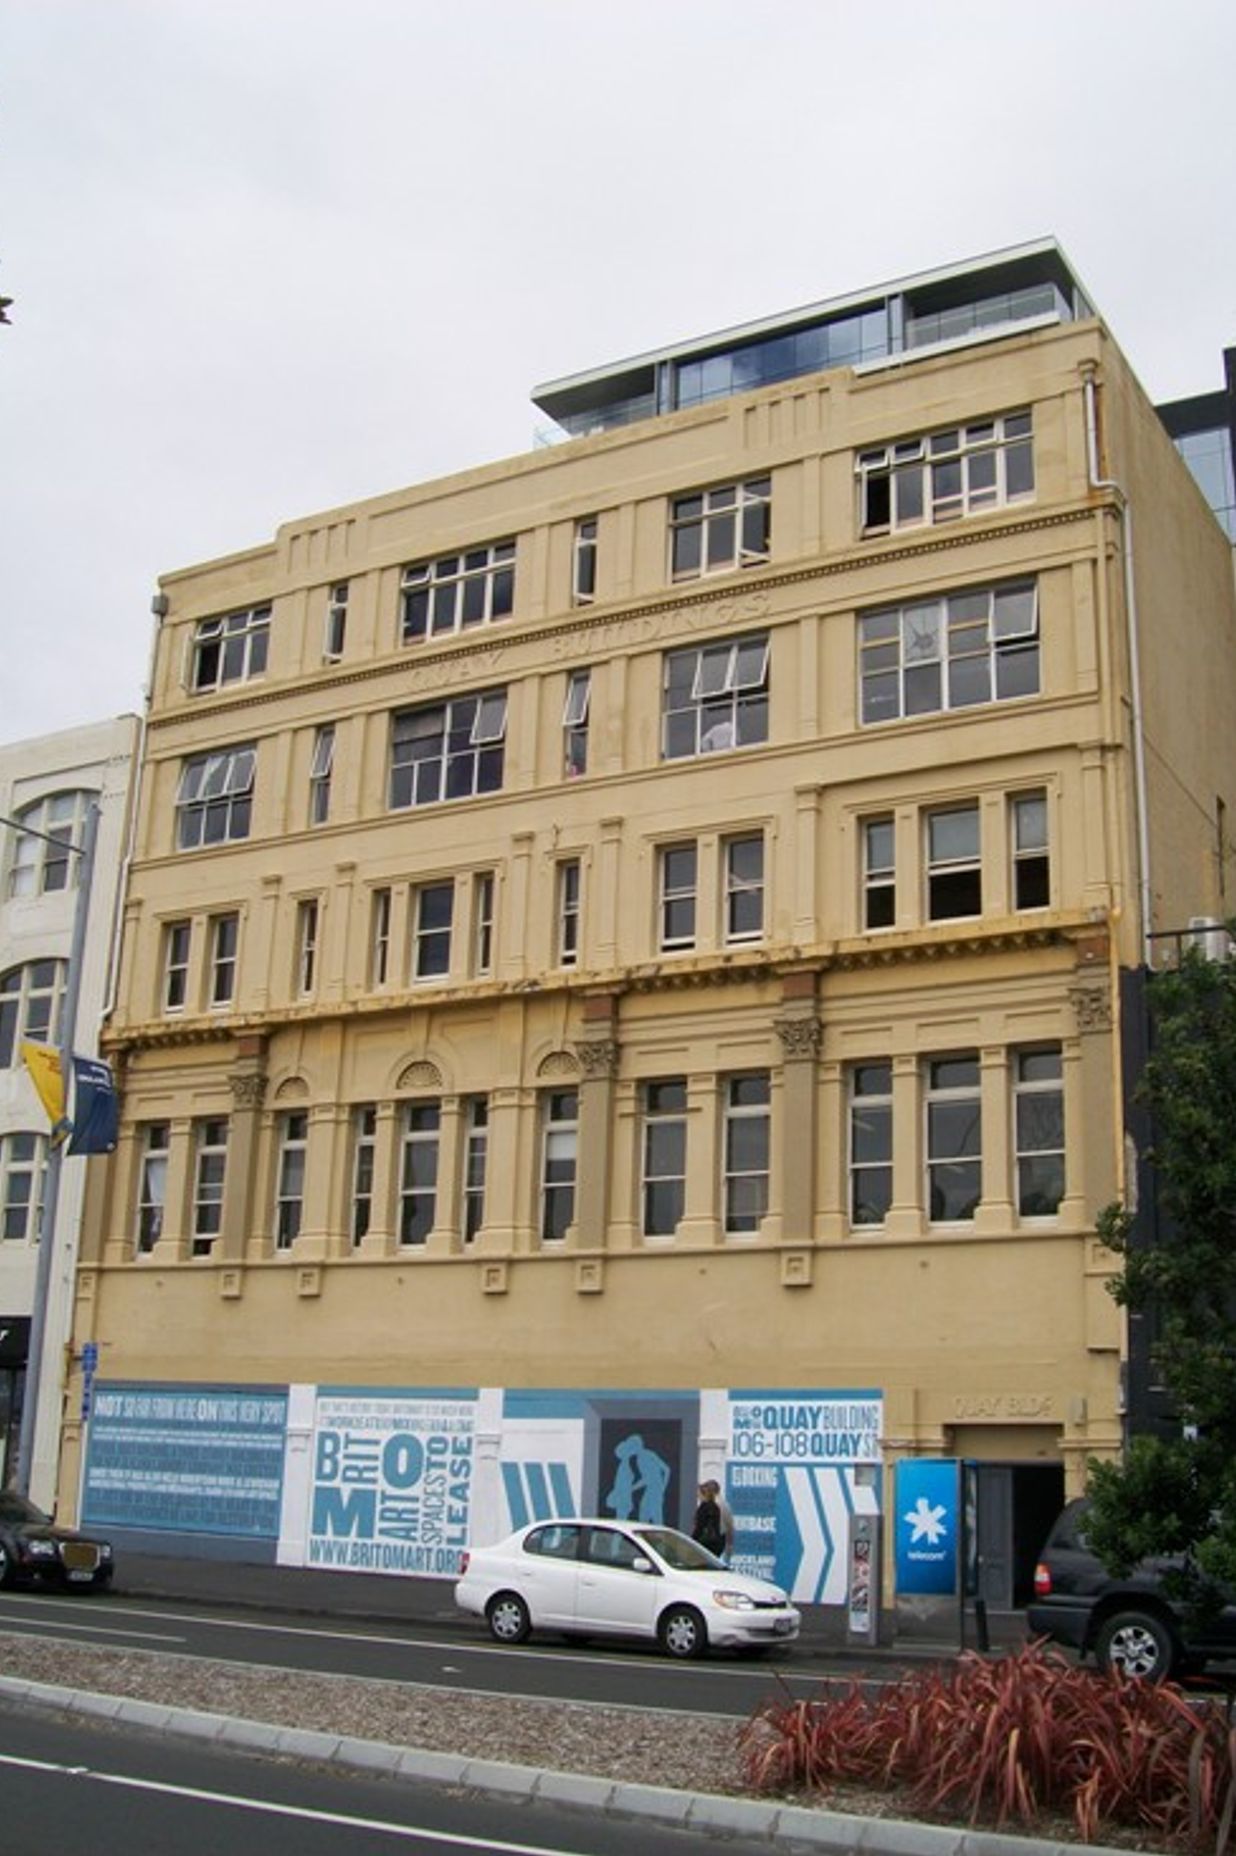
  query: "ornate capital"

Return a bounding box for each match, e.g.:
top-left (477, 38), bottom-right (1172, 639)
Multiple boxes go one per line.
top-left (774, 1016), bottom-right (823, 1060)
top-left (1070, 984), bottom-right (1112, 1034)
top-left (228, 1070), bottom-right (268, 1109)
top-left (573, 1038), bottom-right (620, 1079)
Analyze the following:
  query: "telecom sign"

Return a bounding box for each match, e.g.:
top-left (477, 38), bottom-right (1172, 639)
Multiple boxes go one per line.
top-left (894, 1458), bottom-right (959, 1595)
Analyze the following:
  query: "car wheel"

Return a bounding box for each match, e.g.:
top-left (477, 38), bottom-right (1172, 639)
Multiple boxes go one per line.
top-left (485, 1591), bottom-right (532, 1645)
top-left (1094, 1609), bottom-right (1178, 1680)
top-left (658, 1603), bottom-right (707, 1660)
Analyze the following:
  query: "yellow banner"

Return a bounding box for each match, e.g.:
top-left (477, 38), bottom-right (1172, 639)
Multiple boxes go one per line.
top-left (21, 1041), bottom-right (66, 1136)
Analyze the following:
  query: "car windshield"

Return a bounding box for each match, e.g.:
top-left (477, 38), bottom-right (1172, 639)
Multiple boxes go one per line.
top-left (0, 1491), bottom-right (50, 1525)
top-left (632, 1526), bottom-right (721, 1571)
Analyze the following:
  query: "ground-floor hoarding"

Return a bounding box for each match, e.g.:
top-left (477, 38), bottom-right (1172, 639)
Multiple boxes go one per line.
top-left (82, 1380), bottom-right (882, 1605)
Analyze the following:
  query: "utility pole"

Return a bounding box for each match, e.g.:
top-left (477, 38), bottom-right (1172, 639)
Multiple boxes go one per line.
top-left (3, 800), bottom-right (100, 1500)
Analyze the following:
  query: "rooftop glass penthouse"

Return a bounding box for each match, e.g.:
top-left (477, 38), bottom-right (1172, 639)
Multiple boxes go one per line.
top-left (534, 239), bottom-right (1094, 438)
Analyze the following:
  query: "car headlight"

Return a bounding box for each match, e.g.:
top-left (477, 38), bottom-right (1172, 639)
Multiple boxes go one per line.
top-left (26, 1539), bottom-right (57, 1559)
top-left (100, 1544), bottom-right (113, 1559)
top-left (711, 1588), bottom-right (756, 1611)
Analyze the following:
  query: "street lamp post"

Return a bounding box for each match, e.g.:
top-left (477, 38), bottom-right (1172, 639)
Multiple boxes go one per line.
top-left (2, 801), bottom-right (99, 1500)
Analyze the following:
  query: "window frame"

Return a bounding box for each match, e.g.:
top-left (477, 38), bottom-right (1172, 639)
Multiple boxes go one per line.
top-left (463, 1096), bottom-right (488, 1243)
top-left (572, 517), bottom-right (597, 606)
top-left (136, 1121), bottom-right (169, 1255)
top-left (723, 1072), bottom-right (770, 1236)
top-left (324, 582), bottom-right (349, 662)
top-left (175, 744), bottom-right (256, 850)
top-left (208, 913), bottom-right (239, 1008)
top-left (658, 842), bottom-right (698, 952)
top-left (370, 887), bottom-right (392, 987)
top-left (162, 920), bottom-right (192, 1014)
top-left (723, 833), bottom-right (764, 944)
top-left (1014, 1046), bottom-right (1065, 1218)
top-left (859, 581), bottom-right (1040, 727)
top-left (7, 790), bottom-right (94, 899)
top-left (1, 959), bottom-right (67, 1066)
top-left (662, 633), bottom-right (770, 761)
top-left (563, 669), bottom-right (591, 778)
top-left (472, 871), bottom-right (495, 976)
top-left (556, 858), bottom-right (582, 968)
top-left (669, 477), bottom-right (771, 581)
top-left (641, 1079), bottom-right (687, 1239)
top-left (862, 816), bottom-right (896, 930)
top-left (295, 897), bottom-right (320, 996)
top-left (540, 1089), bottom-right (578, 1242)
top-left (388, 691), bottom-right (508, 810)
top-left (849, 1062), bottom-right (893, 1227)
top-left (925, 1055), bottom-right (981, 1223)
top-left (399, 1100), bottom-right (440, 1246)
top-left (400, 540), bottom-right (515, 643)
top-left (275, 1111), bottom-right (308, 1250)
top-left (1, 1131), bottom-right (47, 1243)
top-left (926, 804), bottom-right (982, 922)
top-left (189, 605), bottom-right (270, 693)
top-left (191, 1118), bottom-right (228, 1257)
top-left (350, 1105), bottom-right (376, 1246)
top-left (1011, 790), bottom-right (1050, 910)
top-left (309, 724), bottom-right (335, 826)
top-left (857, 410), bottom-right (1034, 535)
top-left (413, 880), bottom-right (455, 982)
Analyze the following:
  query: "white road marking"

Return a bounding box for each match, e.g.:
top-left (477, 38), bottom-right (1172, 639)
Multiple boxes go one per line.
top-left (0, 1618), bottom-right (185, 1643)
top-left (0, 1751), bottom-right (606, 1852)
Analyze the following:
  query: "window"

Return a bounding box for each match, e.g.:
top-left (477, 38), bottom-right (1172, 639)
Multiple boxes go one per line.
top-left (663, 633), bottom-right (769, 760)
top-left (389, 691), bottom-right (507, 809)
top-left (563, 670), bottom-right (590, 777)
top-left (7, 790), bottom-right (93, 898)
top-left (926, 1056), bottom-right (981, 1221)
top-left (658, 843), bottom-right (697, 951)
top-left (849, 1062), bottom-right (892, 1226)
top-left (556, 859), bottom-right (581, 967)
top-left (351, 1106), bottom-right (376, 1245)
top-left (723, 835), bottom-right (764, 943)
top-left (670, 478), bottom-right (771, 580)
top-left (0, 960), bottom-right (66, 1066)
top-left (162, 921), bottom-right (192, 1013)
top-left (190, 605), bottom-right (270, 692)
top-left (209, 913), bottom-right (239, 1007)
top-left (1012, 792), bottom-right (1050, 909)
top-left (370, 888), bottom-right (392, 986)
top-left (192, 1118), bottom-right (228, 1257)
top-left (176, 744), bottom-right (256, 849)
top-left (1015, 1047), bottom-right (1064, 1216)
top-left (863, 818), bottom-right (895, 930)
top-left (1, 1133), bottom-right (46, 1242)
top-left (540, 1090), bottom-right (578, 1241)
top-left (472, 872), bottom-right (495, 975)
top-left (642, 1080), bottom-right (686, 1237)
top-left (927, 805), bottom-right (981, 920)
top-left (413, 881), bottom-right (453, 980)
top-left (136, 1122), bottom-right (169, 1254)
top-left (401, 541), bottom-right (515, 642)
top-left (324, 582), bottom-right (349, 661)
top-left (295, 898), bottom-right (320, 995)
top-left (399, 1102), bottom-right (440, 1245)
top-left (309, 725), bottom-right (335, 825)
top-left (463, 1097), bottom-right (488, 1243)
top-left (724, 1073), bottom-right (770, 1235)
top-left (572, 518), bottom-right (597, 605)
top-left (858, 411), bottom-right (1034, 533)
top-left (859, 581), bottom-right (1039, 725)
top-left (275, 1112), bottom-right (308, 1249)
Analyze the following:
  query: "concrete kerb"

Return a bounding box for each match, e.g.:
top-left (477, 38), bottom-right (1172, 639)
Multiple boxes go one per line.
top-left (0, 1673), bottom-right (1127, 1856)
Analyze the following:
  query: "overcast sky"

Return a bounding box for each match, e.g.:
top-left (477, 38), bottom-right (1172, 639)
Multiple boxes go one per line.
top-left (2, 0), bottom-right (1233, 747)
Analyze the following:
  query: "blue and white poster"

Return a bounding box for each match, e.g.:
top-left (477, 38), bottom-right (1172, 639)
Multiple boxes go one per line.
top-left (82, 1382), bottom-right (288, 1537)
top-left (724, 1390), bottom-right (882, 1605)
top-left (498, 1389), bottom-right (698, 1535)
top-left (306, 1388), bottom-right (477, 1577)
top-left (894, 1458), bottom-right (959, 1595)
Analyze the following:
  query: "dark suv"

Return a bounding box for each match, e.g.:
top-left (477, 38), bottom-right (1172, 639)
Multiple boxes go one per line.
top-left (1028, 1498), bottom-right (1236, 1680)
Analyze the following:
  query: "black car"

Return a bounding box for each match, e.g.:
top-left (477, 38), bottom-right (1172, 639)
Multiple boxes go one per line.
top-left (0, 1489), bottom-right (114, 1592)
top-left (1028, 1498), bottom-right (1236, 1679)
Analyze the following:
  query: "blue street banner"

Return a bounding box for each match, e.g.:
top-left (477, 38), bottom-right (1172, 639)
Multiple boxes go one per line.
top-left (894, 1458), bottom-right (960, 1595)
top-left (67, 1055), bottom-right (119, 1155)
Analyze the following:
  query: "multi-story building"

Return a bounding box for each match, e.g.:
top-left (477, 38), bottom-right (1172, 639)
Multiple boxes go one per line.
top-left (65, 242), bottom-right (1236, 1624)
top-left (0, 715), bottom-right (138, 1501)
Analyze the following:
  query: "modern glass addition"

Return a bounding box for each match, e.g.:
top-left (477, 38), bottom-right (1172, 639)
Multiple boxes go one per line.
top-left (1174, 427), bottom-right (1236, 540)
top-left (859, 582), bottom-right (1039, 725)
top-left (401, 542), bottom-right (515, 641)
top-left (389, 692), bottom-right (507, 809)
top-left (663, 634), bottom-right (769, 760)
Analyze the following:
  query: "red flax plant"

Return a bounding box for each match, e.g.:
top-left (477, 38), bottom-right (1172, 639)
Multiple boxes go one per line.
top-left (739, 1642), bottom-right (1236, 1850)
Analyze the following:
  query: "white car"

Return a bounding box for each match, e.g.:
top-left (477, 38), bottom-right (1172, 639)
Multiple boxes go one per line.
top-left (454, 1517), bottom-right (800, 1659)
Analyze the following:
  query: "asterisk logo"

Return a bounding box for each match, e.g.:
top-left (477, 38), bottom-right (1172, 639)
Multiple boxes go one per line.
top-left (905, 1497), bottom-right (948, 1546)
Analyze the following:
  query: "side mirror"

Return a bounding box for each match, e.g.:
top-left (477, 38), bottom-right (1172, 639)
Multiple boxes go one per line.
top-left (631, 1555), bottom-right (655, 1574)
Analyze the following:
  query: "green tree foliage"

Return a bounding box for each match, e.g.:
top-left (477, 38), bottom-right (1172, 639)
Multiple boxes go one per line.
top-left (1088, 944), bottom-right (1236, 1600)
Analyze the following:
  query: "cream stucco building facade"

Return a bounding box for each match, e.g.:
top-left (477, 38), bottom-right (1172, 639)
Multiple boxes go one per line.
top-left (64, 244), bottom-right (1236, 1620)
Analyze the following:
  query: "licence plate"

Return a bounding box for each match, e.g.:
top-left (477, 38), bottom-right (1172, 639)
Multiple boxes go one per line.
top-left (773, 1616), bottom-right (794, 1635)
top-left (67, 1570), bottom-right (94, 1583)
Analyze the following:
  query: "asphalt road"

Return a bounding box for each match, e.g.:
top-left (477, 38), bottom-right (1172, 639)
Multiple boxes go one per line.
top-left (0, 1587), bottom-right (832, 1717)
top-left (0, 1702), bottom-right (784, 1856)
